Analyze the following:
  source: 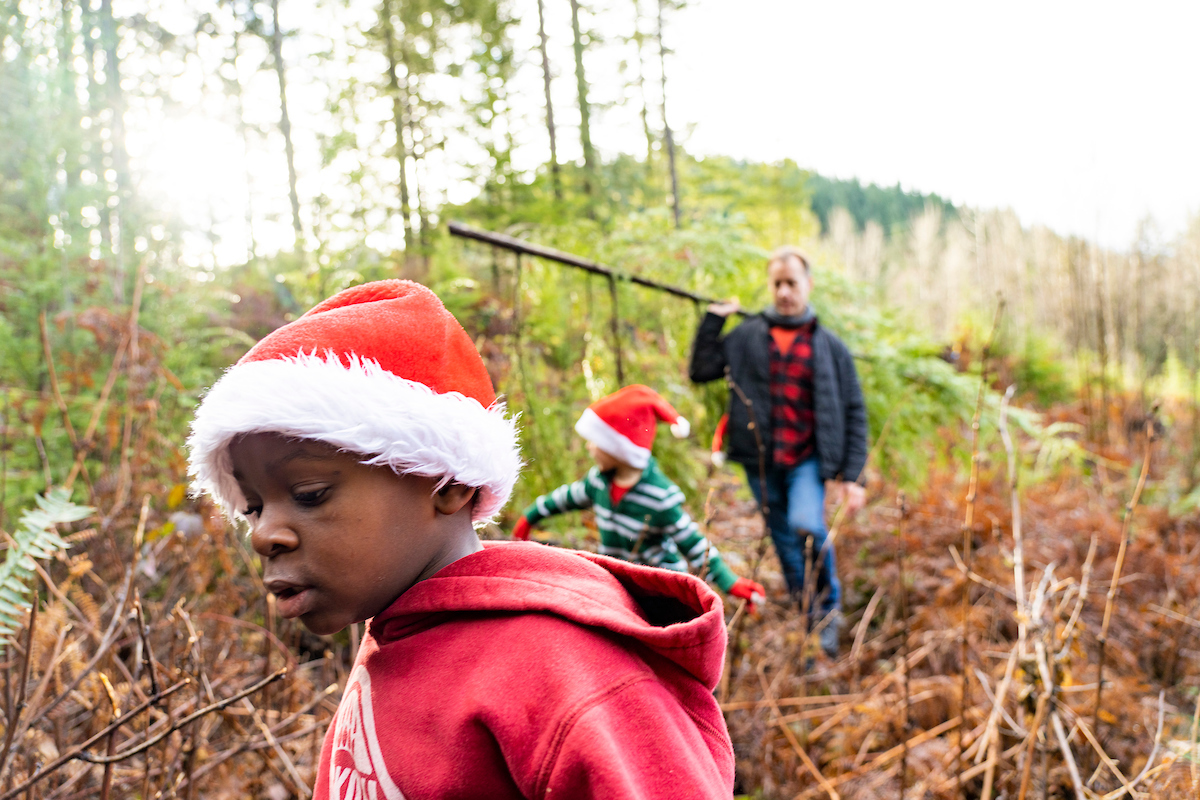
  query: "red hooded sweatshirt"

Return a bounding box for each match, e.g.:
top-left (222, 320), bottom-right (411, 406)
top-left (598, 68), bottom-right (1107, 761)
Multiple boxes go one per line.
top-left (313, 540), bottom-right (734, 799)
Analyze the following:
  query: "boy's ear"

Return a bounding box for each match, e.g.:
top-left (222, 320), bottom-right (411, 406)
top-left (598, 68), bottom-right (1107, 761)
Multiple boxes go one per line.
top-left (433, 483), bottom-right (477, 516)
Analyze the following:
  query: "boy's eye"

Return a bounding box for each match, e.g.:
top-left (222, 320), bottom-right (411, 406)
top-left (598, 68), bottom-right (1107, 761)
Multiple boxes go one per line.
top-left (293, 487), bottom-right (330, 506)
top-left (243, 504), bottom-right (263, 517)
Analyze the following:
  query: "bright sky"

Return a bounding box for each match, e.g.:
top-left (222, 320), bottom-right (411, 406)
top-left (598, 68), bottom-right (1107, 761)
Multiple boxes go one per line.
top-left (668, 0), bottom-right (1200, 247)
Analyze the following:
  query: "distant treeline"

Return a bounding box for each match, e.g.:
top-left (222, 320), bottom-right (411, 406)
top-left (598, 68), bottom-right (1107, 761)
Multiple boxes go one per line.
top-left (807, 174), bottom-right (959, 235)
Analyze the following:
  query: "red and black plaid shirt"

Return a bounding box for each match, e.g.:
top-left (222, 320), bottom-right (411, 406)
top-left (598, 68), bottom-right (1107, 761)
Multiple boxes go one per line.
top-left (769, 324), bottom-right (816, 467)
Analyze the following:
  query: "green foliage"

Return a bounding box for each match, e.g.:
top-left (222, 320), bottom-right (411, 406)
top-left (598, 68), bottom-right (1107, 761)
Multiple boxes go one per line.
top-left (806, 174), bottom-right (958, 235)
top-left (432, 196), bottom-right (1058, 524)
top-left (0, 489), bottom-right (91, 638)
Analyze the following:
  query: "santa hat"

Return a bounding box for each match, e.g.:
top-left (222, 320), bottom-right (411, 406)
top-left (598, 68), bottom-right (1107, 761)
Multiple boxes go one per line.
top-left (574, 384), bottom-right (690, 470)
top-left (187, 280), bottom-right (521, 525)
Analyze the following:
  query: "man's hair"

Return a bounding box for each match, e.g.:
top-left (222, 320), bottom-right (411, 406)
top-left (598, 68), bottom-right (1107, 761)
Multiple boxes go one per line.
top-left (768, 245), bottom-right (811, 274)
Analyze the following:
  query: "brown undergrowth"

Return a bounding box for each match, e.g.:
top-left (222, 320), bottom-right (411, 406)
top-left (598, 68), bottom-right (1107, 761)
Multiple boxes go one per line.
top-left (711, 407), bottom-right (1200, 799)
top-left (4, 303), bottom-right (1200, 798)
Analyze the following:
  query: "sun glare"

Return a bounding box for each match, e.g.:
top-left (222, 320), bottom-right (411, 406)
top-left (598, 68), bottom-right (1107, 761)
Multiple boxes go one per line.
top-left (134, 114), bottom-right (272, 267)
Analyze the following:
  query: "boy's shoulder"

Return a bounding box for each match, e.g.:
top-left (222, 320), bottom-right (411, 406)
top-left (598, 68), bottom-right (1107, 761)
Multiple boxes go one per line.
top-left (628, 459), bottom-right (686, 509)
top-left (365, 542), bottom-right (725, 689)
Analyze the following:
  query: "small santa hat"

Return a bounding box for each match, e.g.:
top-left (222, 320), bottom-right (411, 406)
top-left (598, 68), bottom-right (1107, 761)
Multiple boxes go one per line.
top-left (574, 384), bottom-right (690, 470)
top-left (187, 280), bottom-right (521, 525)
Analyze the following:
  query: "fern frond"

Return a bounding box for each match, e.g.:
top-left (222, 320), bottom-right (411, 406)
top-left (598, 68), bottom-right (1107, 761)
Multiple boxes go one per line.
top-left (0, 489), bottom-right (93, 639)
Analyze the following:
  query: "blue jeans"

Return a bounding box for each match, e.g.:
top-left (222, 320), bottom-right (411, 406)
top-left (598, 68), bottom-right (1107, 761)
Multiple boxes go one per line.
top-left (744, 458), bottom-right (841, 616)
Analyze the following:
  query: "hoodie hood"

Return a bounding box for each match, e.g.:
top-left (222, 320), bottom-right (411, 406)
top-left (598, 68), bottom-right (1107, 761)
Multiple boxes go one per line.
top-left (370, 540), bottom-right (727, 689)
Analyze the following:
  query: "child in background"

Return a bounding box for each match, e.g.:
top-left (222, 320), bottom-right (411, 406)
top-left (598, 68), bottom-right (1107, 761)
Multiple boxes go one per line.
top-left (514, 384), bottom-right (766, 611)
top-left (188, 281), bottom-right (735, 799)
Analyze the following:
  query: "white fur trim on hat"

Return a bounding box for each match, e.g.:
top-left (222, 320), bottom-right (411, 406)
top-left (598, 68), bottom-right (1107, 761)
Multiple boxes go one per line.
top-left (574, 407), bottom-right (651, 470)
top-left (187, 353), bottom-right (521, 525)
top-left (670, 417), bottom-right (690, 438)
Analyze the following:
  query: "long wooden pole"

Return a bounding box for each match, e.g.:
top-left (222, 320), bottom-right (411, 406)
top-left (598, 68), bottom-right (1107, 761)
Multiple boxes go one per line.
top-left (449, 220), bottom-right (743, 309)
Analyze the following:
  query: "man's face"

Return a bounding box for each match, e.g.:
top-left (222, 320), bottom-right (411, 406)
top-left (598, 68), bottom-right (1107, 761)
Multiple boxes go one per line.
top-left (768, 255), bottom-right (812, 316)
top-left (230, 433), bottom-right (446, 636)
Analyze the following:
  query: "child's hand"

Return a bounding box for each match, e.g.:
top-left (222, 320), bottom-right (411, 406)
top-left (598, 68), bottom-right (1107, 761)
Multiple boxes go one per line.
top-left (512, 517), bottom-right (532, 541)
top-left (729, 578), bottom-right (767, 613)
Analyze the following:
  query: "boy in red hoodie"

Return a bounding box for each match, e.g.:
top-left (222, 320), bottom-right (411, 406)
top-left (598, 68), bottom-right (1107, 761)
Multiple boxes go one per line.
top-left (188, 280), bottom-right (735, 799)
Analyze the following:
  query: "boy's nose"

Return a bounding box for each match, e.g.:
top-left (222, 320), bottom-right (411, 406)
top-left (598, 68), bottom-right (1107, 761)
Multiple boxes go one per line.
top-left (250, 506), bottom-right (300, 558)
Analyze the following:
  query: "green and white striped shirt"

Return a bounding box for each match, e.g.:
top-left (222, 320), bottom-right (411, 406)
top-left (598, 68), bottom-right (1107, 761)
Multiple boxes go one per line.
top-left (521, 457), bottom-right (739, 592)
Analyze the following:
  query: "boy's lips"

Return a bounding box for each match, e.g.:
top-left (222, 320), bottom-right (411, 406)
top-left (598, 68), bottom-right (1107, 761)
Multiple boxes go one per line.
top-left (265, 578), bottom-right (316, 619)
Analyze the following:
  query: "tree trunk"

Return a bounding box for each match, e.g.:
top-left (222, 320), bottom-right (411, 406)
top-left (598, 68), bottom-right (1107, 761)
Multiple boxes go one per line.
top-left (568, 0), bottom-right (595, 197)
top-left (409, 115), bottom-right (429, 273)
top-left (536, 0), bottom-right (560, 200)
top-left (380, 0), bottom-right (414, 258)
top-left (227, 28), bottom-right (259, 262)
top-left (97, 0), bottom-right (132, 301)
top-left (269, 0), bottom-right (304, 254)
top-left (1093, 247), bottom-right (1110, 445)
top-left (657, 0), bottom-right (680, 229)
top-left (633, 0), bottom-right (652, 178)
top-left (58, 0), bottom-right (81, 312)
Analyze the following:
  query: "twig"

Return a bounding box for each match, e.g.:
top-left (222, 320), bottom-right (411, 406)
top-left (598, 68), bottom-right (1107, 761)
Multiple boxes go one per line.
top-left (1190, 688), bottom-right (1199, 795)
top-left (808, 640), bottom-right (938, 742)
top-left (948, 545), bottom-right (1018, 601)
top-left (796, 717), bottom-right (963, 800)
top-left (721, 692), bottom-right (866, 712)
top-left (1130, 690), bottom-right (1166, 787)
top-left (1050, 711), bottom-right (1086, 800)
top-left (187, 720), bottom-right (326, 784)
top-left (243, 697), bottom-right (312, 798)
top-left (998, 384), bottom-right (1028, 653)
top-left (62, 331), bottom-right (130, 493)
top-left (79, 669), bottom-right (287, 765)
top-left (978, 647), bottom-right (1020, 800)
top-left (1061, 703), bottom-right (1136, 795)
top-left (16, 618), bottom-right (70, 740)
top-left (972, 662), bottom-right (1024, 738)
top-left (0, 589), bottom-right (37, 783)
top-left (24, 556), bottom-right (98, 641)
top-left (1093, 408), bottom-right (1156, 744)
top-left (1059, 535), bottom-right (1098, 654)
top-left (134, 590), bottom-right (159, 696)
top-left (850, 586), bottom-right (883, 666)
top-left (98, 673), bottom-right (121, 800)
top-left (958, 299), bottom-right (1003, 797)
top-left (722, 371), bottom-right (770, 698)
top-left (1016, 691), bottom-right (1049, 800)
top-left (187, 682), bottom-right (339, 784)
top-left (0, 679), bottom-right (190, 800)
top-left (897, 492), bottom-right (909, 800)
top-left (24, 563), bottom-right (134, 729)
top-left (756, 664), bottom-right (840, 800)
top-left (725, 598), bottom-right (748, 634)
top-left (39, 311), bottom-right (79, 450)
top-left (1148, 603), bottom-right (1200, 631)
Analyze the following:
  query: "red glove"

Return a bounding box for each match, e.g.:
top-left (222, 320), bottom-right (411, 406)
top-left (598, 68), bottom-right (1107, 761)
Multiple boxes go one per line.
top-left (728, 578), bottom-right (766, 613)
top-left (512, 517), bottom-right (532, 541)
top-left (710, 414), bottom-right (729, 468)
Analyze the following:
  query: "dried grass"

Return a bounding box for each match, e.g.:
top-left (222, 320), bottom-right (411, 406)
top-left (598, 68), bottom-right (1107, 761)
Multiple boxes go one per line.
top-left (713, 403), bottom-right (1200, 799)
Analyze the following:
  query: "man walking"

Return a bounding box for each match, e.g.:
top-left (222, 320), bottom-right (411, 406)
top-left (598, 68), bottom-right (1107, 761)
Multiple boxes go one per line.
top-left (689, 246), bottom-right (867, 657)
